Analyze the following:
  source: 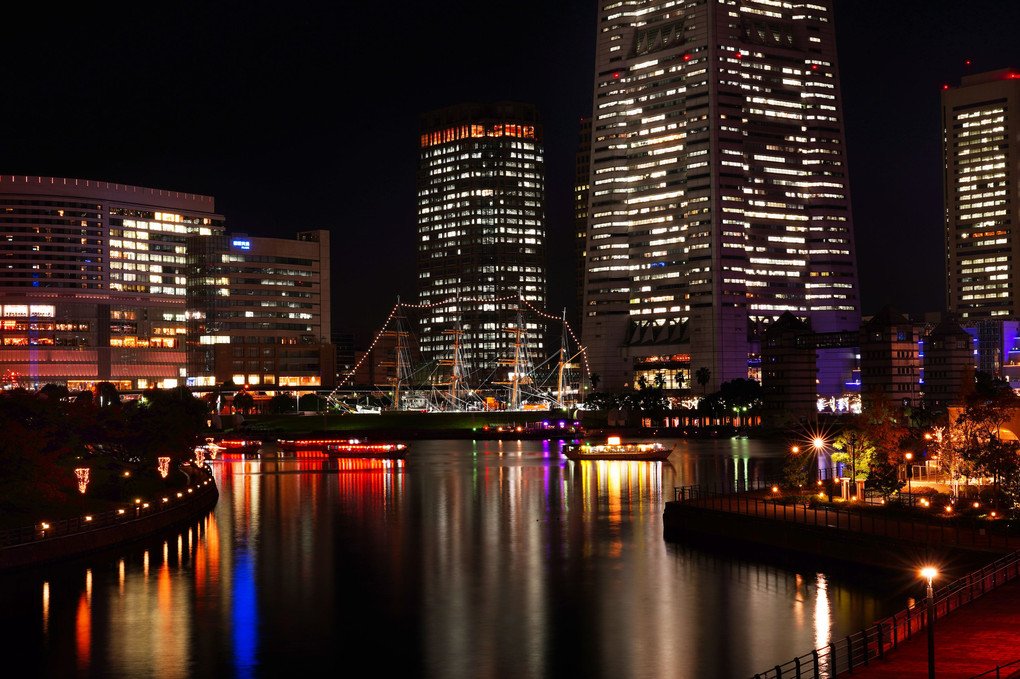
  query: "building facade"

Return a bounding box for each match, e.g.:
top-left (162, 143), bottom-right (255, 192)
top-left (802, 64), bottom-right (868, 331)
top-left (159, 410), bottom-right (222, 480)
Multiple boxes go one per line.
top-left (416, 102), bottom-right (548, 384)
top-left (0, 175), bottom-right (223, 390)
top-left (943, 69), bottom-right (1020, 319)
top-left (186, 231), bottom-right (333, 389)
top-left (582, 0), bottom-right (860, 394)
top-left (574, 116), bottom-right (592, 338)
top-left (859, 308), bottom-right (919, 407)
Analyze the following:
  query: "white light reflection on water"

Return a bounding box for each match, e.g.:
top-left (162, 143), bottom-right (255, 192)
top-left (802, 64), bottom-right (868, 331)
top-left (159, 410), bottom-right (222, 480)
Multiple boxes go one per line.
top-left (816, 573), bottom-right (832, 678)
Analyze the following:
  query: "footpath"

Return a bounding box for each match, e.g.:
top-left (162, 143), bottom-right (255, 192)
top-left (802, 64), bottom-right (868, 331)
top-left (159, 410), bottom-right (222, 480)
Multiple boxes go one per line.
top-left (845, 576), bottom-right (1020, 678)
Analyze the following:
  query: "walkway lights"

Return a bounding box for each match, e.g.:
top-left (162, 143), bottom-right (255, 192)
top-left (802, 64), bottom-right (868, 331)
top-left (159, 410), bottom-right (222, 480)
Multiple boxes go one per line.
top-left (921, 567), bottom-right (938, 679)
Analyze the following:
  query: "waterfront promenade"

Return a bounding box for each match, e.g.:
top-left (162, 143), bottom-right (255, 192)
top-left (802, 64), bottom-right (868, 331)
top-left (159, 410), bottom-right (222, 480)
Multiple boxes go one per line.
top-left (843, 575), bottom-right (1020, 678)
top-left (665, 489), bottom-right (1020, 678)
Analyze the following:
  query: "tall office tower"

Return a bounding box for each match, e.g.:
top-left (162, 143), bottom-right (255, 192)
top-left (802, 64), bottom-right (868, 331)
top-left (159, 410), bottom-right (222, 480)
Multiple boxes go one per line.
top-left (583, 0), bottom-right (860, 394)
top-left (943, 68), bottom-right (1020, 319)
top-left (417, 102), bottom-right (548, 383)
top-left (574, 117), bottom-right (592, 337)
top-left (186, 230), bottom-right (333, 389)
top-left (0, 175), bottom-right (223, 390)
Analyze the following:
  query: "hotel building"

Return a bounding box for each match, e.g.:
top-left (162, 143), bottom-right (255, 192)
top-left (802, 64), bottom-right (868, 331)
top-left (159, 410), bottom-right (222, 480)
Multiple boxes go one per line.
top-left (943, 68), bottom-right (1020, 319)
top-left (185, 231), bottom-right (333, 388)
top-left (582, 0), bottom-right (860, 394)
top-left (0, 175), bottom-right (222, 390)
top-left (417, 102), bottom-right (548, 382)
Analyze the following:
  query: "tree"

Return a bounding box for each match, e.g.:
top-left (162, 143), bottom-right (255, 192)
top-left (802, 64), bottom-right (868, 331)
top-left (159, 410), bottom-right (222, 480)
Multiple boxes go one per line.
top-left (866, 459), bottom-right (905, 500)
top-left (233, 390), bottom-right (255, 415)
top-left (695, 367), bottom-right (711, 395)
top-left (38, 383), bottom-right (69, 402)
top-left (974, 438), bottom-right (1020, 508)
top-left (122, 387), bottom-right (208, 464)
top-left (717, 378), bottom-right (762, 425)
top-left (932, 423), bottom-right (974, 498)
top-left (95, 381), bottom-right (121, 408)
top-left (267, 393), bottom-right (296, 414)
top-left (782, 447), bottom-right (811, 489)
top-left (831, 422), bottom-right (878, 481)
top-left (589, 373), bottom-right (601, 392)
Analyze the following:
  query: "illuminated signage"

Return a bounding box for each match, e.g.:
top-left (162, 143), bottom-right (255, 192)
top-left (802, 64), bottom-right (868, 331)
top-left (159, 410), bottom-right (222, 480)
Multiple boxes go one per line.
top-left (232, 239), bottom-right (251, 250)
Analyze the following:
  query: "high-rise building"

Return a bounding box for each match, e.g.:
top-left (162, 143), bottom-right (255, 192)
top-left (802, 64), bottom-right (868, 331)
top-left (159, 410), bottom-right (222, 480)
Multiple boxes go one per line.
top-left (0, 175), bottom-right (223, 390)
top-left (417, 102), bottom-right (548, 382)
top-left (574, 117), bottom-right (592, 337)
top-left (186, 230), bottom-right (333, 389)
top-left (943, 68), bottom-right (1020, 319)
top-left (582, 0), bottom-right (860, 394)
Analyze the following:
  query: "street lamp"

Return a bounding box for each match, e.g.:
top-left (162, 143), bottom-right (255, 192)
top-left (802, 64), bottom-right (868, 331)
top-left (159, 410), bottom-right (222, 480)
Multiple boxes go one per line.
top-left (921, 567), bottom-right (938, 679)
top-left (813, 437), bottom-right (826, 481)
top-left (905, 452), bottom-right (914, 506)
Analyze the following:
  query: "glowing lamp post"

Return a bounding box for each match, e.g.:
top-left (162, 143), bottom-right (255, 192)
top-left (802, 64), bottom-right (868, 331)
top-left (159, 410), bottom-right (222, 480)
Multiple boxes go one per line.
top-left (812, 436), bottom-right (827, 482)
top-left (157, 456), bottom-right (171, 478)
top-left (921, 567), bottom-right (938, 679)
top-left (905, 452), bottom-right (913, 506)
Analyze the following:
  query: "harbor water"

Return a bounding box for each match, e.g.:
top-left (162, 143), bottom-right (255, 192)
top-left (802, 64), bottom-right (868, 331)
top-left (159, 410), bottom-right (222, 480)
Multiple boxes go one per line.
top-left (1, 438), bottom-right (913, 678)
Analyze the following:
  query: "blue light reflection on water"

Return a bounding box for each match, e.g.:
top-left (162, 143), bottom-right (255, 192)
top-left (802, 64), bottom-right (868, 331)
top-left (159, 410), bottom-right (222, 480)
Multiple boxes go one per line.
top-left (231, 549), bottom-right (257, 678)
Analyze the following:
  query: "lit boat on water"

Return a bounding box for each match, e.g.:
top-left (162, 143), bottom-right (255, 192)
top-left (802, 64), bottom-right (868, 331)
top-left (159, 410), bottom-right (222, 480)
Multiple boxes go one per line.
top-left (278, 438), bottom-right (409, 459)
top-left (214, 438), bottom-right (262, 457)
top-left (562, 436), bottom-right (673, 461)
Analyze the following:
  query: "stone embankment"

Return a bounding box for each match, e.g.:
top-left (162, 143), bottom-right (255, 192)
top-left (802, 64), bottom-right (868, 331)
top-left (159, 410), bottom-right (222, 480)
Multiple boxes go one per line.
top-left (0, 467), bottom-right (218, 571)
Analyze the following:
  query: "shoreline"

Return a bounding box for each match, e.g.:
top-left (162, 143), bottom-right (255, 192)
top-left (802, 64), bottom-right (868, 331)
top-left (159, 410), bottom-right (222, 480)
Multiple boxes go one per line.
top-left (662, 498), bottom-right (1011, 578)
top-left (0, 468), bottom-right (219, 573)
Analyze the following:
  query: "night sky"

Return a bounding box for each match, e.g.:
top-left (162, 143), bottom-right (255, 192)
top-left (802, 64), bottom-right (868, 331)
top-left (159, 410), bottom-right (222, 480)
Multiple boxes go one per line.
top-left (2, 0), bottom-right (1018, 343)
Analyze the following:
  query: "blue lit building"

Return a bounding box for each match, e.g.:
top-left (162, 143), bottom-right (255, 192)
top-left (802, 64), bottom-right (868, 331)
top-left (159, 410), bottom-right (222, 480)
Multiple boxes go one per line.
top-left (186, 231), bottom-right (333, 388)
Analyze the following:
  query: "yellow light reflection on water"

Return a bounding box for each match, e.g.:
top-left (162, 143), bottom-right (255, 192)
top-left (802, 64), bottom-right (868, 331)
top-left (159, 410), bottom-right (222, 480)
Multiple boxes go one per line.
top-left (42, 581), bottom-right (49, 637)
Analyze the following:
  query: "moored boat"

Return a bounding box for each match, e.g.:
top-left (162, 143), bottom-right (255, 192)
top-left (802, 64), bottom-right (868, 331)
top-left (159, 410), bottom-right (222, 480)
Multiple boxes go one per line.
top-left (562, 436), bottom-right (673, 461)
top-left (215, 438), bottom-right (263, 457)
top-left (277, 437), bottom-right (408, 459)
top-left (326, 440), bottom-right (409, 459)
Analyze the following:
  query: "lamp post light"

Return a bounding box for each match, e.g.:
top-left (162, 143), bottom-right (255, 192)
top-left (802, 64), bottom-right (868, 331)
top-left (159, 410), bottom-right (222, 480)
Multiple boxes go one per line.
top-left (813, 436), bottom-right (826, 481)
top-left (905, 452), bottom-right (914, 506)
top-left (921, 567), bottom-right (938, 679)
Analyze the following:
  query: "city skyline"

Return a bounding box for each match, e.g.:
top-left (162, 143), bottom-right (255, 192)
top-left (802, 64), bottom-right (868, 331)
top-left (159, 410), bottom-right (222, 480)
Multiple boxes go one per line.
top-left (2, 0), bottom-right (1019, 342)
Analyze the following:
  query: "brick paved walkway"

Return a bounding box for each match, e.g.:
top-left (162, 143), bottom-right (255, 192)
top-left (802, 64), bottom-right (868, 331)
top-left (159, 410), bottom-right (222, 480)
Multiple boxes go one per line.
top-left (837, 577), bottom-right (1020, 679)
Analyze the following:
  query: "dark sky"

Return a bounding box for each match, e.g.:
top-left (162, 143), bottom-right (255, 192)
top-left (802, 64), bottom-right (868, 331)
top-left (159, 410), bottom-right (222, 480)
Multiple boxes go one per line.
top-left (2, 1), bottom-right (1018, 342)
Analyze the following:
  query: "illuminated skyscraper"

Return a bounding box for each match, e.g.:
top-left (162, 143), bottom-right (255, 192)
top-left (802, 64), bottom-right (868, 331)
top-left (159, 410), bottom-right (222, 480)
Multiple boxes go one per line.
top-left (943, 68), bottom-right (1020, 319)
top-left (417, 102), bottom-right (547, 381)
top-left (583, 0), bottom-right (860, 394)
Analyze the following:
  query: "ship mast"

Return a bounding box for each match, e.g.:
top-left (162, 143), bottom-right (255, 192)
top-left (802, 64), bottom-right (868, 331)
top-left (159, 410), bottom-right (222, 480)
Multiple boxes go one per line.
top-left (555, 309), bottom-right (586, 408)
top-left (497, 304), bottom-right (533, 410)
top-left (381, 298), bottom-right (414, 411)
top-left (438, 296), bottom-right (467, 409)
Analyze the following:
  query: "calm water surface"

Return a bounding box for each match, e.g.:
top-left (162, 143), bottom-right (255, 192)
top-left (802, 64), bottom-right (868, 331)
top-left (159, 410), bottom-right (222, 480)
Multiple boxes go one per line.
top-left (2, 438), bottom-right (911, 678)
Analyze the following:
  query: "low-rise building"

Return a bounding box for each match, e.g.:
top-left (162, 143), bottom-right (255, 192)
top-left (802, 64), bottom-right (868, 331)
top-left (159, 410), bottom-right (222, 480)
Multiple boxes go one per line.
top-left (186, 231), bottom-right (333, 389)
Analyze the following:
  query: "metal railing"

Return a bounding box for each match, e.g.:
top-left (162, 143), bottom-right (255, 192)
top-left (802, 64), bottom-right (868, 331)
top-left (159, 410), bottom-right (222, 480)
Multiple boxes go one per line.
top-left (968, 659), bottom-right (1020, 679)
top-left (745, 547), bottom-right (1020, 678)
top-left (672, 485), bottom-right (1014, 550)
top-left (0, 468), bottom-right (216, 548)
